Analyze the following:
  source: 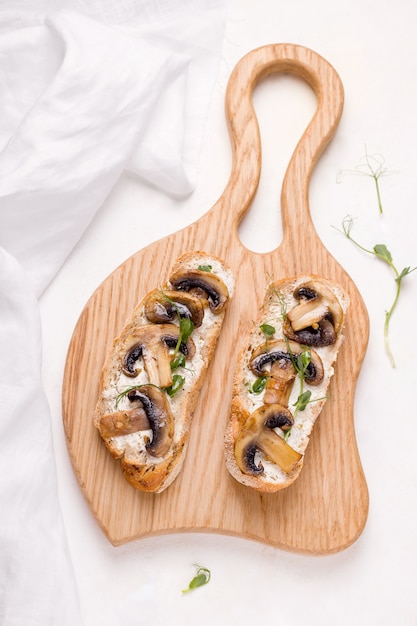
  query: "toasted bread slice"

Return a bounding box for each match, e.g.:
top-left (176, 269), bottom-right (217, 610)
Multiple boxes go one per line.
top-left (224, 275), bottom-right (349, 492)
top-left (94, 251), bottom-right (234, 493)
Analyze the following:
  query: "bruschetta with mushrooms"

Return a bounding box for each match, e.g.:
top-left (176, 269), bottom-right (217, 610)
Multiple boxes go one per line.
top-left (224, 275), bottom-right (349, 492)
top-left (94, 251), bottom-right (234, 493)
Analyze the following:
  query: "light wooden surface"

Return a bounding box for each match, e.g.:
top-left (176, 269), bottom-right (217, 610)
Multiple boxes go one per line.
top-left (62, 44), bottom-right (369, 553)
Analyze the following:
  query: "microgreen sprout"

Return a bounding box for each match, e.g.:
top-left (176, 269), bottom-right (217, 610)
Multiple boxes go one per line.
top-left (170, 352), bottom-right (186, 370)
top-left (250, 375), bottom-right (268, 395)
top-left (271, 287), bottom-right (288, 322)
top-left (292, 391), bottom-right (329, 416)
top-left (115, 377), bottom-right (187, 404)
top-left (293, 390), bottom-right (312, 414)
top-left (198, 264), bottom-right (212, 272)
top-left (115, 384), bottom-right (159, 408)
top-left (116, 385), bottom-right (138, 408)
top-left (334, 215), bottom-right (416, 367)
top-left (165, 373), bottom-right (185, 397)
top-left (283, 337), bottom-right (316, 419)
top-left (260, 322), bottom-right (275, 350)
top-left (337, 146), bottom-right (395, 214)
top-left (182, 564), bottom-right (211, 594)
top-left (260, 323), bottom-right (275, 336)
top-left (159, 289), bottom-right (195, 360)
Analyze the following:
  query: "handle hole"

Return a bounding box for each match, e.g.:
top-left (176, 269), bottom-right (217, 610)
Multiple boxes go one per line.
top-left (237, 74), bottom-right (317, 253)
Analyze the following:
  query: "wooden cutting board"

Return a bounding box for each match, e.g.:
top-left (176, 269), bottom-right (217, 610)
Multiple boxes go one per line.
top-left (62, 43), bottom-right (369, 553)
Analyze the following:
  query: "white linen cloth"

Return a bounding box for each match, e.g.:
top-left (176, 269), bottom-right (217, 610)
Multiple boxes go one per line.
top-left (0, 2), bottom-right (227, 624)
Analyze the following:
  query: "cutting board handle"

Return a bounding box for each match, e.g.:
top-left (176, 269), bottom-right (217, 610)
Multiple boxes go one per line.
top-left (220, 44), bottom-right (344, 244)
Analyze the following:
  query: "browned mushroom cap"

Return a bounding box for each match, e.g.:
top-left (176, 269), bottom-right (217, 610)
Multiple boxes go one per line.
top-left (122, 323), bottom-right (195, 387)
top-left (234, 404), bottom-right (302, 475)
top-left (143, 289), bottom-right (204, 328)
top-left (284, 281), bottom-right (344, 347)
top-left (125, 385), bottom-right (174, 457)
top-left (169, 268), bottom-right (229, 313)
top-left (250, 339), bottom-right (324, 387)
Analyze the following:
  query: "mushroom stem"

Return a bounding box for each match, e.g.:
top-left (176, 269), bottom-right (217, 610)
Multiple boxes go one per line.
top-left (263, 360), bottom-right (296, 405)
top-left (257, 429), bottom-right (302, 473)
top-left (98, 407), bottom-right (150, 439)
top-left (234, 404), bottom-right (302, 476)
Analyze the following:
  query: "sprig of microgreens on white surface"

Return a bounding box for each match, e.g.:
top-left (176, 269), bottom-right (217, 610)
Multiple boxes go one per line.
top-left (335, 149), bottom-right (416, 367)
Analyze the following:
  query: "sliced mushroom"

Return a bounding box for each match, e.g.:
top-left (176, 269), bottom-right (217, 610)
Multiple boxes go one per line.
top-left (250, 339), bottom-right (324, 387)
top-left (169, 267), bottom-right (229, 313)
top-left (122, 323), bottom-right (195, 387)
top-left (284, 281), bottom-right (344, 347)
top-left (234, 404), bottom-right (302, 475)
top-left (126, 385), bottom-right (174, 457)
top-left (98, 407), bottom-right (150, 439)
top-left (143, 289), bottom-right (204, 328)
top-left (264, 360), bottom-right (296, 405)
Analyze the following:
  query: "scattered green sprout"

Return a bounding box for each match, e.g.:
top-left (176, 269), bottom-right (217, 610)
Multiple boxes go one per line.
top-left (115, 378), bottom-right (186, 406)
top-left (270, 285), bottom-right (288, 322)
top-left (249, 375), bottom-right (268, 395)
top-left (165, 373), bottom-right (185, 397)
top-left (115, 383), bottom-right (159, 408)
top-left (260, 323), bottom-right (275, 336)
top-left (337, 146), bottom-right (395, 214)
top-left (160, 292), bottom-right (194, 360)
top-left (293, 390), bottom-right (312, 413)
top-left (260, 322), bottom-right (275, 350)
top-left (182, 564), bottom-right (211, 594)
top-left (285, 340), bottom-right (313, 417)
top-left (334, 215), bottom-right (416, 367)
top-left (170, 352), bottom-right (186, 370)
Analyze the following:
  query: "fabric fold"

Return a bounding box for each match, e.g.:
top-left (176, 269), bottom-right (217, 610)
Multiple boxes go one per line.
top-left (0, 10), bottom-right (189, 296)
top-left (0, 2), bottom-right (227, 624)
top-left (0, 248), bottom-right (83, 625)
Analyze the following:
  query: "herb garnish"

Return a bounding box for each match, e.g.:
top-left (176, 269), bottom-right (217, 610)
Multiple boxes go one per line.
top-left (260, 322), bottom-right (275, 350)
top-left (115, 383), bottom-right (160, 408)
top-left (159, 289), bottom-right (195, 373)
top-left (271, 287), bottom-right (288, 322)
top-left (182, 564), bottom-right (211, 594)
top-left (159, 290), bottom-right (194, 359)
top-left (250, 375), bottom-right (268, 395)
top-left (260, 323), bottom-right (275, 336)
top-left (170, 353), bottom-right (186, 370)
top-left (198, 264), bottom-right (212, 272)
top-left (115, 377), bottom-right (187, 406)
top-left (165, 373), bottom-right (185, 397)
top-left (337, 146), bottom-right (394, 214)
top-left (286, 342), bottom-right (312, 417)
top-left (335, 215), bottom-right (416, 367)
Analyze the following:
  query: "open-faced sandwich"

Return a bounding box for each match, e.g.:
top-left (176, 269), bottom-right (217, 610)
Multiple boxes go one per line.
top-left (94, 251), bottom-right (234, 493)
top-left (224, 275), bottom-right (349, 492)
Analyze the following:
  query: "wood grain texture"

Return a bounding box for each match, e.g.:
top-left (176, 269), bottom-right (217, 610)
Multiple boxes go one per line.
top-left (62, 44), bottom-right (369, 553)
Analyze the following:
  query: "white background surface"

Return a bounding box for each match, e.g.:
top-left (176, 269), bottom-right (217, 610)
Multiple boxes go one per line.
top-left (39, 1), bottom-right (417, 625)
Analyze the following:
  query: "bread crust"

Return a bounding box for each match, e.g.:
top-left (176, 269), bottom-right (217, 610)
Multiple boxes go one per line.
top-left (224, 274), bottom-right (349, 492)
top-left (94, 251), bottom-right (234, 493)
